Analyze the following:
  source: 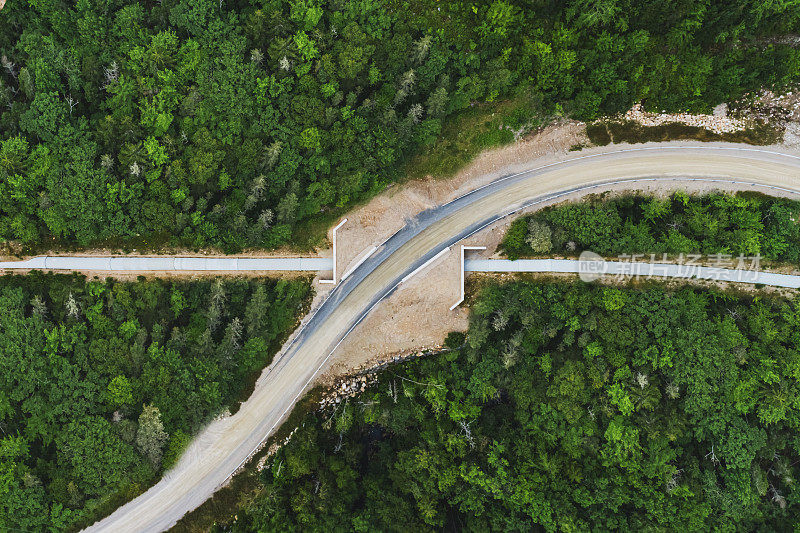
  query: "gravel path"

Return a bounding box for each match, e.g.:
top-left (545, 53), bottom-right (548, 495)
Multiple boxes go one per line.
top-left (0, 256), bottom-right (331, 271)
top-left (466, 259), bottom-right (800, 288)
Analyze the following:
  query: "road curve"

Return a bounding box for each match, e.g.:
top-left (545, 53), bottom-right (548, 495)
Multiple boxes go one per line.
top-left (84, 143), bottom-right (800, 532)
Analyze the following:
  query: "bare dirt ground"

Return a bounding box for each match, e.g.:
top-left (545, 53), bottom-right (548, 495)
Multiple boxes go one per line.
top-left (322, 244), bottom-right (468, 383)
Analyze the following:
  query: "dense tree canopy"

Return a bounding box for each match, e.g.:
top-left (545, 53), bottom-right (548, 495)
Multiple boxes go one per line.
top-left (503, 192), bottom-right (800, 261)
top-left (223, 281), bottom-right (800, 531)
top-left (0, 273), bottom-right (311, 530)
top-left (1, 0), bottom-right (798, 250)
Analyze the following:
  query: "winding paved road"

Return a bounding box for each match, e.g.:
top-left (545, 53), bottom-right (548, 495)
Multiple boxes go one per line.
top-left (85, 143), bottom-right (800, 532)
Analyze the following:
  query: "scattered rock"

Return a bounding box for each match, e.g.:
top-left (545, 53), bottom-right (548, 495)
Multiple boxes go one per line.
top-left (255, 427), bottom-right (298, 472)
top-left (738, 88), bottom-right (799, 124)
top-left (783, 122), bottom-right (800, 148)
top-left (317, 346), bottom-right (444, 410)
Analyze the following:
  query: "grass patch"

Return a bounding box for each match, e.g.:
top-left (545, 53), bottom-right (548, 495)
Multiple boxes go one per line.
top-left (287, 208), bottom-right (341, 251)
top-left (585, 122), bottom-right (612, 145)
top-left (587, 120), bottom-right (783, 146)
top-left (403, 90), bottom-right (545, 181)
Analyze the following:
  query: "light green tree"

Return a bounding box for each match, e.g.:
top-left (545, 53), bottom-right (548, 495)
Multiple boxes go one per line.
top-left (136, 405), bottom-right (169, 466)
top-left (107, 376), bottom-right (133, 407)
top-left (526, 219), bottom-right (552, 253)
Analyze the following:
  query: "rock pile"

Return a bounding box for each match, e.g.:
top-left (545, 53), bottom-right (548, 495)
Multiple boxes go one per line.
top-left (318, 346), bottom-right (445, 410)
top-left (318, 374), bottom-right (377, 410)
top-left (784, 123), bottom-right (800, 148)
top-left (623, 103), bottom-right (748, 134)
top-left (747, 88), bottom-right (800, 123)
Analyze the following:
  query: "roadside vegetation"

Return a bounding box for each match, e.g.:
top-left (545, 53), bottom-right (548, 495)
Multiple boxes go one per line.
top-left (0, 273), bottom-right (311, 531)
top-left (1, 1), bottom-right (799, 252)
top-left (401, 91), bottom-right (543, 181)
top-left (502, 192), bottom-right (800, 261)
top-left (585, 120), bottom-right (784, 147)
top-left (193, 280), bottom-right (800, 530)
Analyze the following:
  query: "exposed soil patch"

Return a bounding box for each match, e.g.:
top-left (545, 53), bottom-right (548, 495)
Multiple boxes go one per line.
top-left (323, 245), bottom-right (469, 381)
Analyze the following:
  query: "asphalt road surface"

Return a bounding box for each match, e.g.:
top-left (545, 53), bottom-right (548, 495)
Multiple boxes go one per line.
top-left (84, 143), bottom-right (800, 532)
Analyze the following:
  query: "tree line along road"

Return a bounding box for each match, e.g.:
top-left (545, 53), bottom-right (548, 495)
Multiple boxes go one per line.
top-left (84, 142), bottom-right (800, 532)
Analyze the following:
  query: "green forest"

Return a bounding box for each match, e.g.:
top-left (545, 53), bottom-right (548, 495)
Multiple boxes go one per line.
top-left (1, 0), bottom-right (799, 250)
top-left (2, 0), bottom-right (800, 530)
top-left (0, 273), bottom-right (311, 530)
top-left (503, 192), bottom-right (800, 261)
top-left (217, 280), bottom-right (800, 531)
